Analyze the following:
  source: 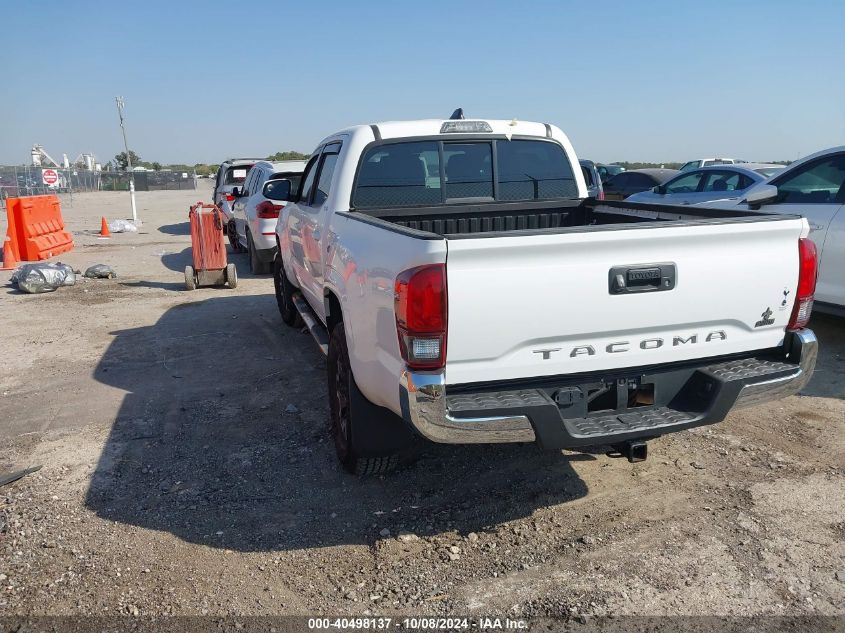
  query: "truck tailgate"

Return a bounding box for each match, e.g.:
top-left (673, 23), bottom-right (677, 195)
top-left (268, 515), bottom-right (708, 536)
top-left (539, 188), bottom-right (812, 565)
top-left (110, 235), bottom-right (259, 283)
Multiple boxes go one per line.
top-left (444, 218), bottom-right (806, 385)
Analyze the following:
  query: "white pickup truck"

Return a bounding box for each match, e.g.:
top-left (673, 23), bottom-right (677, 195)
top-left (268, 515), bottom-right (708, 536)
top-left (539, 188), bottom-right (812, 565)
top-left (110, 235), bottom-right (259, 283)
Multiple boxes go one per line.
top-left (273, 117), bottom-right (818, 474)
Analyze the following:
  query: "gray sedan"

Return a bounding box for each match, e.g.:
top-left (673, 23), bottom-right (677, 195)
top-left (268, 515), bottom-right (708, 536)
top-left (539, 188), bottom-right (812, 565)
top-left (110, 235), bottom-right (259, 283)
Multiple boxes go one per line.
top-left (626, 164), bottom-right (785, 206)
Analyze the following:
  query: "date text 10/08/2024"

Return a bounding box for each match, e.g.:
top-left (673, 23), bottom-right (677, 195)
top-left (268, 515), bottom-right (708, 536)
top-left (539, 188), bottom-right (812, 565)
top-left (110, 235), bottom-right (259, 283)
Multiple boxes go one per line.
top-left (307, 617), bottom-right (529, 630)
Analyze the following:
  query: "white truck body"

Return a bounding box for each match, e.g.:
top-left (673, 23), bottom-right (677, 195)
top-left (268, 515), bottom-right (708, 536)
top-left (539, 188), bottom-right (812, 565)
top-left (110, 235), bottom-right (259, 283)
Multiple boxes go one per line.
top-left (274, 118), bottom-right (818, 473)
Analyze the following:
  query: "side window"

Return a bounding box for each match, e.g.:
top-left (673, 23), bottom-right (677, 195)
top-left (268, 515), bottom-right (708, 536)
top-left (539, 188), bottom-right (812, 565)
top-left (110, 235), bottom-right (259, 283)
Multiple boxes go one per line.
top-left (313, 153), bottom-right (339, 207)
top-left (702, 171), bottom-right (742, 192)
top-left (772, 155), bottom-right (845, 204)
top-left (666, 171), bottom-right (704, 194)
top-left (297, 153), bottom-right (321, 204)
top-left (680, 161), bottom-right (698, 171)
top-left (632, 174), bottom-right (656, 188)
top-left (581, 166), bottom-right (594, 188)
top-left (607, 174), bottom-right (628, 189)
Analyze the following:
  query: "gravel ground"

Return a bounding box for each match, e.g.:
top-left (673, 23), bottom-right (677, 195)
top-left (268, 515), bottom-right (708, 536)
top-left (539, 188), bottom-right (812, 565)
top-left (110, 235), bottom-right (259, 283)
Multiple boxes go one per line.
top-left (0, 185), bottom-right (843, 620)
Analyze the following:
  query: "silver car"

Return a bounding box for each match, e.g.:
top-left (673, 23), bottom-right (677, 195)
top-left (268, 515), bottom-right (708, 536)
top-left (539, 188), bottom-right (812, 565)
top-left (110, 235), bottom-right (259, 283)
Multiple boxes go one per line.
top-left (579, 159), bottom-right (604, 199)
top-left (626, 163), bottom-right (785, 206)
top-left (212, 158), bottom-right (262, 230)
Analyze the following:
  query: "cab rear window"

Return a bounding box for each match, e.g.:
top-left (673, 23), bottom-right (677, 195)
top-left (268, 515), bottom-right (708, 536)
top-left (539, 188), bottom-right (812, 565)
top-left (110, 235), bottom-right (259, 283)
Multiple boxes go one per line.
top-left (225, 165), bottom-right (253, 184)
top-left (352, 139), bottom-right (577, 209)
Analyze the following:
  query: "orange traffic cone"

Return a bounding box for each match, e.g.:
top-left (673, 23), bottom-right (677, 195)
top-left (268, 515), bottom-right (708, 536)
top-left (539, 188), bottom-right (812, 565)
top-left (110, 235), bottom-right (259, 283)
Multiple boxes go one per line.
top-left (100, 217), bottom-right (111, 237)
top-left (1, 235), bottom-right (18, 270)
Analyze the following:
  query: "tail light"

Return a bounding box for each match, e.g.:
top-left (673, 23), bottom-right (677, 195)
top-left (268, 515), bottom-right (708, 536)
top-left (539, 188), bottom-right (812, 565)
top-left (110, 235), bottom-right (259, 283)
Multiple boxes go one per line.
top-left (597, 189), bottom-right (605, 201)
top-left (394, 264), bottom-right (447, 370)
top-left (224, 193), bottom-right (235, 202)
top-left (787, 238), bottom-right (818, 330)
top-left (256, 201), bottom-right (284, 219)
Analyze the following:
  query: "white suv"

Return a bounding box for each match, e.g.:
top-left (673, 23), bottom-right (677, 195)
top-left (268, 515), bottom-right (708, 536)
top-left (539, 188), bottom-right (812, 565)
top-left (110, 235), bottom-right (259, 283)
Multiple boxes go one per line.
top-left (212, 158), bottom-right (260, 229)
top-left (229, 160), bottom-right (306, 273)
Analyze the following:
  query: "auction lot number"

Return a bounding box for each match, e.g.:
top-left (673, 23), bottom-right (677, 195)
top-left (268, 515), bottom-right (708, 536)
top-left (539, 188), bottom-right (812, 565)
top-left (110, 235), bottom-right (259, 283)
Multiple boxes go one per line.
top-left (308, 618), bottom-right (471, 630)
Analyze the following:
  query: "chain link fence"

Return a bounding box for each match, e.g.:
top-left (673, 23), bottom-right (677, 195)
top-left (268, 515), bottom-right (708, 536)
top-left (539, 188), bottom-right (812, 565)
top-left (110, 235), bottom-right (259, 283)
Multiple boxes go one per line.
top-left (0, 165), bottom-right (197, 210)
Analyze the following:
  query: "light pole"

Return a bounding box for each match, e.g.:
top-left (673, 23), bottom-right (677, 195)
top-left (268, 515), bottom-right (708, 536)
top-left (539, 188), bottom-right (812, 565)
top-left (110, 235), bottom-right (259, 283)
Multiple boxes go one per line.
top-left (115, 96), bottom-right (139, 224)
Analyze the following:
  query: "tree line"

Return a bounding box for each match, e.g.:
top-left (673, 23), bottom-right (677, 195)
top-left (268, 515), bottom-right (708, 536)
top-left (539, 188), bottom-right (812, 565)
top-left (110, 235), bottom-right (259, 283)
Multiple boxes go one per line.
top-left (103, 150), bottom-right (310, 176)
top-left (612, 160), bottom-right (792, 170)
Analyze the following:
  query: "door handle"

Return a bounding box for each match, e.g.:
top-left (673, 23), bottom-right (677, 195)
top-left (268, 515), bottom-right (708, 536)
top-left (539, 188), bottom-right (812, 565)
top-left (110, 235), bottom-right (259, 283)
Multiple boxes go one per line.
top-left (609, 262), bottom-right (676, 294)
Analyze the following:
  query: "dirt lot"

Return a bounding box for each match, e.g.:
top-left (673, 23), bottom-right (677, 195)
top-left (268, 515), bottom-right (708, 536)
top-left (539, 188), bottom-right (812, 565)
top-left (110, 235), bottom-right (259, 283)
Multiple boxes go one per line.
top-left (0, 185), bottom-right (843, 620)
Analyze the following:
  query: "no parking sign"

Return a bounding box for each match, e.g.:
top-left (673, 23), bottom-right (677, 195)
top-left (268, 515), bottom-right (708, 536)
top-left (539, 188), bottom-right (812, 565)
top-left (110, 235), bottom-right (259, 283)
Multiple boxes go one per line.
top-left (42, 168), bottom-right (59, 187)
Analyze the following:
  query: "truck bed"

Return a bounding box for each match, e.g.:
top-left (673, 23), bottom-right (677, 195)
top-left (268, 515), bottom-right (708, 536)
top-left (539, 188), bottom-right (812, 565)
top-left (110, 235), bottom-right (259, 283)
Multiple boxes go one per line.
top-left (358, 199), bottom-right (790, 238)
top-left (336, 199), bottom-right (808, 386)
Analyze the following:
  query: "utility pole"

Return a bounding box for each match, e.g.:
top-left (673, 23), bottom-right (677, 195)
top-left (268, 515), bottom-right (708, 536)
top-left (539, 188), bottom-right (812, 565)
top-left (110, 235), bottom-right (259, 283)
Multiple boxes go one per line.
top-left (115, 96), bottom-right (139, 224)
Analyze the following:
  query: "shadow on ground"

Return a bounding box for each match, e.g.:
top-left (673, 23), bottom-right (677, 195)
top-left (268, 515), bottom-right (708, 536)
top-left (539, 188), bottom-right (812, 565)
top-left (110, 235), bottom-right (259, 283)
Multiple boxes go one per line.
top-left (160, 246), bottom-right (262, 280)
top-left (800, 313), bottom-right (845, 400)
top-left (85, 294), bottom-right (589, 552)
top-left (158, 222), bottom-right (191, 236)
top-left (121, 280), bottom-right (187, 292)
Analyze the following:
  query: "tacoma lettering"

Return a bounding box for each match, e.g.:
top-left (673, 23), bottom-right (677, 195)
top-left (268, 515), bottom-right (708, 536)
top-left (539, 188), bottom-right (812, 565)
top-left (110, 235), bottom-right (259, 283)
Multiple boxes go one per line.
top-left (538, 331), bottom-right (729, 360)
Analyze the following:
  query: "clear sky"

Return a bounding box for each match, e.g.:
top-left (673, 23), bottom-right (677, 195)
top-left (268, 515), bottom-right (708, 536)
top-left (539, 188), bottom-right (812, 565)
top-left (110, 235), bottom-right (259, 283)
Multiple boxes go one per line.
top-left (3, 0), bottom-right (844, 166)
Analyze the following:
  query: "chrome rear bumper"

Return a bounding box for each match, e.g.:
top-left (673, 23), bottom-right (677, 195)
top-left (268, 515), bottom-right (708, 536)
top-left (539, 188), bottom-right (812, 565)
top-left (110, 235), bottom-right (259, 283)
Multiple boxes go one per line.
top-left (399, 372), bottom-right (536, 443)
top-left (399, 329), bottom-right (817, 446)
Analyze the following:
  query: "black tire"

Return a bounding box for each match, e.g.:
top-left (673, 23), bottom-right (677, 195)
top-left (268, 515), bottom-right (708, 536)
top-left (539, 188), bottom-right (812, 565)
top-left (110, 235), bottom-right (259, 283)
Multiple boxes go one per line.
top-left (328, 325), bottom-right (400, 475)
top-left (274, 254), bottom-right (303, 327)
top-left (228, 221), bottom-right (243, 253)
top-left (247, 232), bottom-right (271, 274)
top-left (225, 262), bottom-right (238, 289)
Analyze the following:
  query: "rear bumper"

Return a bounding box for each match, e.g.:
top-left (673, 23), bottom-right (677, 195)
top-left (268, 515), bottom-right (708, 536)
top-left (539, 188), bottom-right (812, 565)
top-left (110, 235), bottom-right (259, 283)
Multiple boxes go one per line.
top-left (250, 220), bottom-right (279, 257)
top-left (399, 329), bottom-right (817, 448)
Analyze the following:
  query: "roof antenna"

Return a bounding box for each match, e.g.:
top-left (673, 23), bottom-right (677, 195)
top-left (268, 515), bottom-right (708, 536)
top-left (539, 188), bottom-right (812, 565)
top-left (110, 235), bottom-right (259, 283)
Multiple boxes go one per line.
top-left (449, 108), bottom-right (465, 120)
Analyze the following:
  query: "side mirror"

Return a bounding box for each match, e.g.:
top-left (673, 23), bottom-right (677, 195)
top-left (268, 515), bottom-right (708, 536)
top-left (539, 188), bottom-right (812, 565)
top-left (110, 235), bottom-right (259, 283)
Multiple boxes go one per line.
top-left (654, 185), bottom-right (667, 195)
top-left (231, 186), bottom-right (241, 197)
top-left (263, 178), bottom-right (292, 201)
top-left (743, 184), bottom-right (779, 208)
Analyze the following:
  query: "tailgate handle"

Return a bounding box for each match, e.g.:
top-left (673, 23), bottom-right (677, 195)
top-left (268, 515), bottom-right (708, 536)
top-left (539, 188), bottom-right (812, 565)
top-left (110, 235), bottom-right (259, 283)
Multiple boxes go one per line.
top-left (609, 263), bottom-right (676, 295)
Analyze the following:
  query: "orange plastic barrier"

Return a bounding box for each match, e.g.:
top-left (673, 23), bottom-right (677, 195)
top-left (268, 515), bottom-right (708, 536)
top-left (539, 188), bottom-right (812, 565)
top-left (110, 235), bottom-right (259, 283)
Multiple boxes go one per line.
top-left (5, 195), bottom-right (74, 261)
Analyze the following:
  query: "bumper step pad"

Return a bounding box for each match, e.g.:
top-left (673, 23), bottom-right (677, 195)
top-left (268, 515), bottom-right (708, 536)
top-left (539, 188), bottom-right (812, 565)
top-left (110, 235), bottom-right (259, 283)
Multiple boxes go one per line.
top-left (563, 406), bottom-right (694, 439)
top-left (702, 357), bottom-right (797, 382)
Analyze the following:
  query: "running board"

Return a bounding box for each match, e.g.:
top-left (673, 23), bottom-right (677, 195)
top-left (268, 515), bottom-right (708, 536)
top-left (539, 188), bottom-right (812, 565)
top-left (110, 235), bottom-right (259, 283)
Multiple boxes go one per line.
top-left (291, 292), bottom-right (329, 356)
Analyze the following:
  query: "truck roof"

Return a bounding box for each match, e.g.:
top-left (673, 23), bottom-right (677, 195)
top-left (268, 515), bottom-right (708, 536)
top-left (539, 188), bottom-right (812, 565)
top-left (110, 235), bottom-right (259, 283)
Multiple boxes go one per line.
top-left (334, 119), bottom-right (558, 142)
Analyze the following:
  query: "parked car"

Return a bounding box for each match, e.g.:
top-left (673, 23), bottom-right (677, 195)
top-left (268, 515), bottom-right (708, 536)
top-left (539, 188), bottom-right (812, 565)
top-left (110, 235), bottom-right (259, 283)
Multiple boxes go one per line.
top-left (273, 116), bottom-right (817, 474)
top-left (579, 159), bottom-right (604, 199)
top-left (212, 159), bottom-right (261, 230)
top-left (626, 164), bottom-right (785, 206)
top-left (697, 146), bottom-right (845, 311)
top-left (679, 158), bottom-right (743, 171)
top-left (229, 160), bottom-right (306, 274)
top-left (596, 163), bottom-right (625, 183)
top-left (602, 168), bottom-right (678, 200)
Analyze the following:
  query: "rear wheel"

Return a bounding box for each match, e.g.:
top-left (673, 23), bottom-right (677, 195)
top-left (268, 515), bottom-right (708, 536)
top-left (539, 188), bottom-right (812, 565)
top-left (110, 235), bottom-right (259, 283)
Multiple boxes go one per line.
top-left (184, 265), bottom-right (196, 291)
top-left (248, 232), bottom-right (271, 274)
top-left (328, 325), bottom-right (401, 475)
top-left (228, 221), bottom-right (243, 252)
top-left (225, 262), bottom-right (238, 289)
top-left (274, 254), bottom-right (303, 327)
